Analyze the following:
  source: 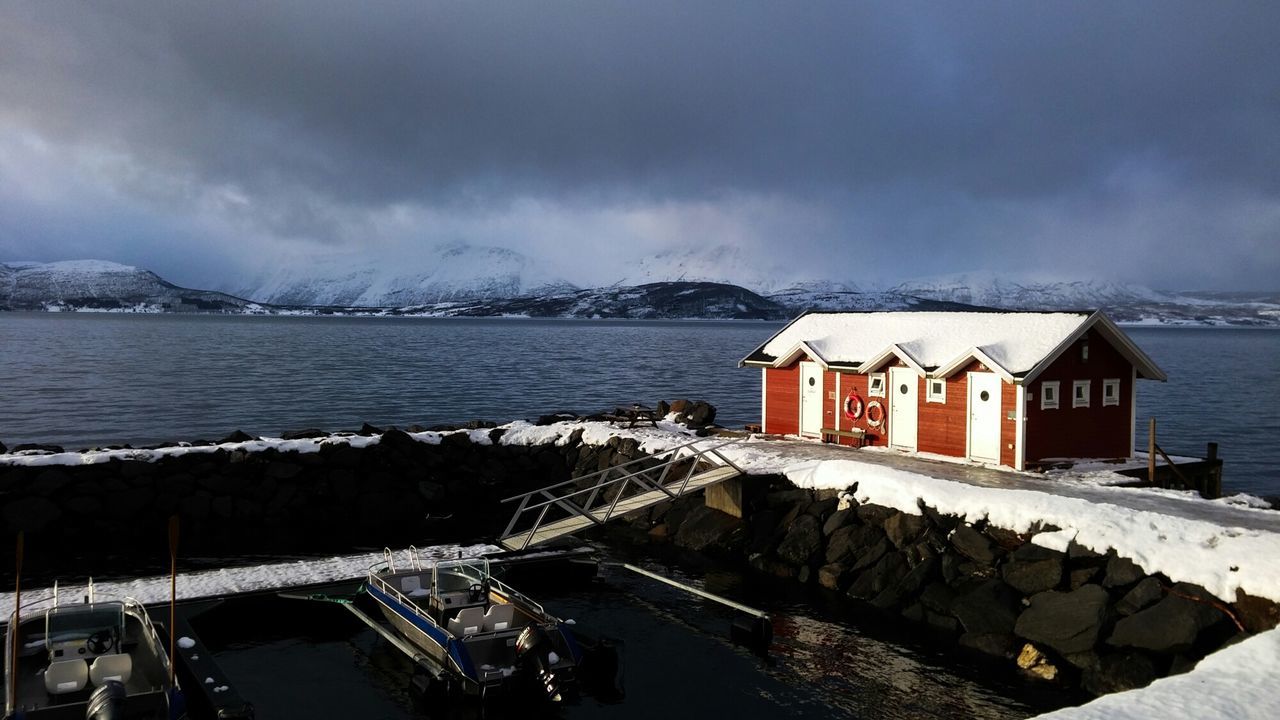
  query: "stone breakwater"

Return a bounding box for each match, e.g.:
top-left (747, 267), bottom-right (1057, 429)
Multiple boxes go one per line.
top-left (596, 477), bottom-right (1280, 696)
top-left (3, 420), bottom-right (1278, 699)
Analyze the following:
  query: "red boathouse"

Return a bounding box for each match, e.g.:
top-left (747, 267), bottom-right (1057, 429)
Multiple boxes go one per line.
top-left (739, 310), bottom-right (1166, 470)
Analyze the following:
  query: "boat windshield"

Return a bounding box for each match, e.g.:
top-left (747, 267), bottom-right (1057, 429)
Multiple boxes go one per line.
top-left (432, 557), bottom-right (490, 593)
top-left (45, 602), bottom-right (125, 657)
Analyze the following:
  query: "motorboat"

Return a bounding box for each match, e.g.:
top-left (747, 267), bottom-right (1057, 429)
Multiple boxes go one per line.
top-left (364, 551), bottom-right (581, 701)
top-left (4, 582), bottom-right (183, 719)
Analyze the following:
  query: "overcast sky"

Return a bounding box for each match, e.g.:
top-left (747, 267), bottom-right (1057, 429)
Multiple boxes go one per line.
top-left (1, 1), bottom-right (1277, 291)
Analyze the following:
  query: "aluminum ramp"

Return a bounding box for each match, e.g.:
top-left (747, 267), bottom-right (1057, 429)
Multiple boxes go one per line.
top-left (499, 437), bottom-right (744, 551)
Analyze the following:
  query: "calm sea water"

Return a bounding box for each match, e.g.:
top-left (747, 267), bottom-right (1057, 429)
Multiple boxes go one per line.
top-left (0, 313), bottom-right (1276, 495)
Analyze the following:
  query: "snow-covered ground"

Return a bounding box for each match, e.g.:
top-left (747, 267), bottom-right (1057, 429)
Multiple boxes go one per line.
top-left (0, 543), bottom-right (496, 620)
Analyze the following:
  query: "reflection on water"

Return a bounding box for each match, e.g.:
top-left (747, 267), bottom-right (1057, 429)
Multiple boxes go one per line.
top-left (204, 552), bottom-right (1077, 720)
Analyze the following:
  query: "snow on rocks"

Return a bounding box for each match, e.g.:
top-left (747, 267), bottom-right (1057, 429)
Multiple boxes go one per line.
top-left (1031, 627), bottom-right (1280, 720)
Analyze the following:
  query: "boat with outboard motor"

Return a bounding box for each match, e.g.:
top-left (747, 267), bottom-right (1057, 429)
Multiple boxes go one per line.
top-left (364, 549), bottom-right (582, 701)
top-left (4, 581), bottom-right (184, 720)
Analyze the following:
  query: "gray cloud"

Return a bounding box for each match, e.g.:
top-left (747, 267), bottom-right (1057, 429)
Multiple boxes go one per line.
top-left (0, 0), bottom-right (1276, 290)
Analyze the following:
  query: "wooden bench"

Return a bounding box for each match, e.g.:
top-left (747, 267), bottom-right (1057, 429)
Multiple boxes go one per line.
top-left (820, 427), bottom-right (867, 446)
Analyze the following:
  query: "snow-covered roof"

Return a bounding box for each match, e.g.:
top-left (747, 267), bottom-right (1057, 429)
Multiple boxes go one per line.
top-left (741, 310), bottom-right (1165, 382)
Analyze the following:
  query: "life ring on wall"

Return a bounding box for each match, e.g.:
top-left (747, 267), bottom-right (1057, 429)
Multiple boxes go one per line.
top-left (843, 391), bottom-right (864, 421)
top-left (865, 400), bottom-right (885, 428)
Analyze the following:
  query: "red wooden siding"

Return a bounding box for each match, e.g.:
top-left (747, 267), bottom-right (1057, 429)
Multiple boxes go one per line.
top-left (1001, 378), bottom-right (1017, 467)
top-left (1023, 328), bottom-right (1134, 462)
top-left (917, 370), bottom-right (969, 458)
top-left (764, 363), bottom-right (801, 436)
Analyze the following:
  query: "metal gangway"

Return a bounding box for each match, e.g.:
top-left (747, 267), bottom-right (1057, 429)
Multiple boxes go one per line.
top-left (497, 437), bottom-right (744, 551)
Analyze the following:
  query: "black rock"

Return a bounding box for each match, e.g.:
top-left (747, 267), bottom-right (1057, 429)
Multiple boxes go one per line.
top-left (358, 422), bottom-right (385, 435)
top-left (1069, 567), bottom-right (1101, 590)
top-left (856, 503), bottom-right (897, 527)
top-left (673, 506), bottom-right (742, 551)
top-left (959, 632), bottom-right (1019, 659)
top-left (281, 428), bottom-right (327, 440)
top-left (1003, 546), bottom-right (1064, 596)
top-left (11, 443), bottom-right (66, 454)
top-left (536, 412), bottom-right (577, 426)
top-left (871, 557), bottom-right (938, 609)
top-left (847, 551), bottom-right (908, 601)
top-left (1116, 577), bottom-right (1165, 616)
top-left (849, 536), bottom-right (892, 572)
top-left (950, 525), bottom-right (996, 565)
top-left (1082, 651), bottom-right (1158, 696)
top-left (775, 514), bottom-right (824, 566)
top-left (1108, 585), bottom-right (1224, 654)
top-left (822, 508), bottom-right (855, 536)
top-left (218, 430), bottom-right (256, 444)
top-left (0, 440), bottom-right (6, 454)
top-left (1235, 589), bottom-right (1280, 633)
top-left (655, 400), bottom-right (670, 416)
top-left (1068, 540), bottom-right (1104, 560)
top-left (805, 497), bottom-right (839, 520)
top-left (1014, 585), bottom-right (1110, 656)
top-left (884, 512), bottom-right (928, 549)
top-left (1103, 554), bottom-right (1145, 588)
top-left (380, 428), bottom-right (420, 450)
top-left (952, 580), bottom-right (1021, 635)
top-left (684, 401), bottom-right (717, 427)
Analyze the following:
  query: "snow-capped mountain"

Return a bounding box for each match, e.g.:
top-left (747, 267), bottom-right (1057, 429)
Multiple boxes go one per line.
top-left (886, 271), bottom-right (1173, 309)
top-left (226, 243), bottom-right (575, 306)
top-left (618, 245), bottom-right (855, 295)
top-left (0, 260), bottom-right (248, 312)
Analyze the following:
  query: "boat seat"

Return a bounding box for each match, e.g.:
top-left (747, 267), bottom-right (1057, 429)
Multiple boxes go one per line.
top-left (482, 603), bottom-right (515, 632)
top-left (89, 653), bottom-right (133, 686)
top-left (400, 575), bottom-right (422, 594)
top-left (447, 607), bottom-right (486, 637)
top-left (44, 658), bottom-right (89, 695)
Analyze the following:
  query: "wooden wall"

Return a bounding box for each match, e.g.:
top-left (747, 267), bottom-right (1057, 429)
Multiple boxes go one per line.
top-left (1023, 328), bottom-right (1134, 462)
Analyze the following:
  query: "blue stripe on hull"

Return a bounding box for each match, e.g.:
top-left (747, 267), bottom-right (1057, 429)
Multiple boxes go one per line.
top-left (366, 583), bottom-right (478, 682)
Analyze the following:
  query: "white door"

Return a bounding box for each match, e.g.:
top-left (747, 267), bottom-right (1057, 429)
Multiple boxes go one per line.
top-left (889, 367), bottom-right (918, 451)
top-left (968, 372), bottom-right (1002, 463)
top-left (799, 362), bottom-right (823, 436)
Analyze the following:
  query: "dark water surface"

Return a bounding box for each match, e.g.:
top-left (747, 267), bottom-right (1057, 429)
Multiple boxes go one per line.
top-left (203, 551), bottom-right (1077, 720)
top-left (0, 313), bottom-right (1276, 495)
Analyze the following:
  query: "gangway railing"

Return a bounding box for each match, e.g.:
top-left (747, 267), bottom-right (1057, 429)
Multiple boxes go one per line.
top-left (498, 437), bottom-right (745, 551)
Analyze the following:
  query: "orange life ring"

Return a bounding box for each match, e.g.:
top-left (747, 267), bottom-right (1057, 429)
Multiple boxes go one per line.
top-left (843, 392), bottom-right (864, 421)
top-left (865, 400), bottom-right (885, 428)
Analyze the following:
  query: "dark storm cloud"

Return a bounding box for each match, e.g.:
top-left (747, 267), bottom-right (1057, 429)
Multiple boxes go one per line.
top-left (0, 1), bottom-right (1277, 288)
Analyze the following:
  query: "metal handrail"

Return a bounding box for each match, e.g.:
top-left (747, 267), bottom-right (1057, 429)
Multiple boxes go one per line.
top-left (366, 563), bottom-right (548, 625)
top-left (499, 437), bottom-right (744, 549)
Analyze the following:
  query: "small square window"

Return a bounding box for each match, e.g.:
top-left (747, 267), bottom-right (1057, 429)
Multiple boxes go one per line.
top-left (926, 378), bottom-right (946, 403)
top-left (868, 373), bottom-right (886, 398)
top-left (1041, 381), bottom-right (1059, 410)
top-left (1073, 380), bottom-right (1091, 408)
top-left (1103, 378), bottom-right (1120, 407)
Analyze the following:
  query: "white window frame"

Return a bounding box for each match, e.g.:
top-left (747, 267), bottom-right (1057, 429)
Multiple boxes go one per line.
top-left (1072, 380), bottom-right (1091, 408)
top-left (1102, 378), bottom-right (1120, 407)
top-left (1041, 381), bottom-right (1059, 410)
top-left (868, 372), bottom-right (886, 398)
top-left (926, 377), bottom-right (946, 403)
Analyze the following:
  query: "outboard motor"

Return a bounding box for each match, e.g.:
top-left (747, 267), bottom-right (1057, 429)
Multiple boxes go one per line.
top-left (85, 680), bottom-right (127, 720)
top-left (514, 625), bottom-right (563, 702)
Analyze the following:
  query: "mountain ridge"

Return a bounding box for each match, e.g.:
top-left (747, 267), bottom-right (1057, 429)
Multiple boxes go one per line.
top-left (3, 258), bottom-right (1278, 325)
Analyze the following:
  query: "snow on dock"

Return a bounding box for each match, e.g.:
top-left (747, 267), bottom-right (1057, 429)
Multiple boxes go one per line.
top-left (1, 543), bottom-right (498, 621)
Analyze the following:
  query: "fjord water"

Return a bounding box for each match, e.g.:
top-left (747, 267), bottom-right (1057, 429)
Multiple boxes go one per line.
top-left (0, 313), bottom-right (1276, 495)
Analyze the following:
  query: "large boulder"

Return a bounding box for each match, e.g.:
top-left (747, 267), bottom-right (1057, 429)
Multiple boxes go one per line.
top-left (1108, 584), bottom-right (1224, 654)
top-left (1002, 544), bottom-right (1064, 596)
top-left (1082, 652), bottom-right (1158, 696)
top-left (950, 525), bottom-right (996, 565)
top-left (1103, 554), bottom-right (1145, 588)
top-left (884, 512), bottom-right (928, 549)
top-left (775, 514), bottom-right (824, 566)
top-left (822, 508), bottom-right (855, 536)
top-left (847, 552), bottom-right (908, 601)
top-left (1014, 585), bottom-right (1110, 656)
top-left (1115, 577), bottom-right (1165, 616)
top-left (673, 506), bottom-right (742, 551)
top-left (1235, 589), bottom-right (1280, 633)
top-left (952, 580), bottom-right (1021, 635)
